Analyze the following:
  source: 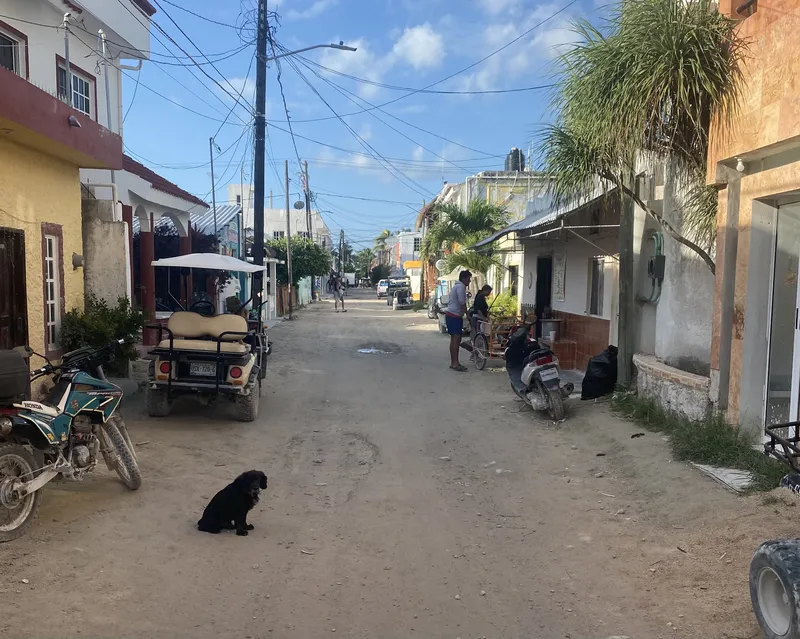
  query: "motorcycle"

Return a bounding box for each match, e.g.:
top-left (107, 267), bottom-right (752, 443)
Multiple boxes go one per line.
top-left (505, 322), bottom-right (573, 421)
top-left (0, 339), bottom-right (141, 542)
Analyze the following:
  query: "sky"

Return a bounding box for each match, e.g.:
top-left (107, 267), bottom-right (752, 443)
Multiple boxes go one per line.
top-left (121, 0), bottom-right (601, 250)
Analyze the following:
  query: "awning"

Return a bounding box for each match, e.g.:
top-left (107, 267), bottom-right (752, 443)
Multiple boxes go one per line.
top-left (403, 260), bottom-right (422, 269)
top-left (152, 253), bottom-right (266, 273)
top-left (472, 182), bottom-right (616, 249)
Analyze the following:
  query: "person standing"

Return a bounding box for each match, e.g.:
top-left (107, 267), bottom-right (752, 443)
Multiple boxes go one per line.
top-left (333, 276), bottom-right (347, 313)
top-left (445, 270), bottom-right (472, 371)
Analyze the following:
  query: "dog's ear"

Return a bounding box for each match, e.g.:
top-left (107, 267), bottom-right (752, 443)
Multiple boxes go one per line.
top-left (258, 471), bottom-right (268, 489)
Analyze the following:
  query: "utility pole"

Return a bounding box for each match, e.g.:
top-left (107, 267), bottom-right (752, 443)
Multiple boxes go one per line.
top-left (99, 30), bottom-right (115, 189)
top-left (209, 137), bottom-right (218, 240)
top-left (339, 229), bottom-right (345, 276)
top-left (252, 0), bottom-right (268, 303)
top-left (303, 161), bottom-right (312, 236)
top-left (285, 160), bottom-right (293, 320)
top-left (617, 169), bottom-right (636, 387)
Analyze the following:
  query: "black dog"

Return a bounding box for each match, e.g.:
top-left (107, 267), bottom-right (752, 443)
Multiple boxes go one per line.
top-left (197, 470), bottom-right (268, 536)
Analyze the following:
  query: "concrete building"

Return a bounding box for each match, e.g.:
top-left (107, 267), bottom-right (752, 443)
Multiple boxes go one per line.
top-left (707, 0), bottom-right (800, 432)
top-left (0, 0), bottom-right (152, 358)
top-left (227, 183), bottom-right (332, 251)
top-left (381, 231), bottom-right (422, 276)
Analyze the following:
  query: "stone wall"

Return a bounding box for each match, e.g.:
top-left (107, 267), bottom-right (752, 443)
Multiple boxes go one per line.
top-left (633, 353), bottom-right (712, 423)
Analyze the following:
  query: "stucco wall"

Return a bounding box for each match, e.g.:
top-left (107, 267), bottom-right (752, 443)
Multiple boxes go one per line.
top-left (0, 138), bottom-right (84, 358)
top-left (82, 198), bottom-right (128, 304)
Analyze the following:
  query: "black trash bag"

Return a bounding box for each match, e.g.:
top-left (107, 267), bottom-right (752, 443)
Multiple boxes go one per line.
top-left (581, 345), bottom-right (618, 400)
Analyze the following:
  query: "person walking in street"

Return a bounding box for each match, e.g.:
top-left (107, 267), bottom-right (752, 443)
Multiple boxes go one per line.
top-left (445, 270), bottom-right (471, 371)
top-left (333, 275), bottom-right (347, 313)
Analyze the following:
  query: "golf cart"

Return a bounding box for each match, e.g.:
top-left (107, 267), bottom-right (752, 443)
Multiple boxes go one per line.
top-left (391, 286), bottom-right (413, 310)
top-left (386, 277), bottom-right (412, 307)
top-left (144, 254), bottom-right (271, 422)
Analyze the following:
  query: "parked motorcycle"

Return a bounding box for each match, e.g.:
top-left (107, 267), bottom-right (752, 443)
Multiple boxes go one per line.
top-left (0, 339), bottom-right (140, 542)
top-left (505, 323), bottom-right (573, 421)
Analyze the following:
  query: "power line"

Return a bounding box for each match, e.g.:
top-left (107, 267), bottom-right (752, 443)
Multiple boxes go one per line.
top-left (156, 0), bottom-right (244, 28)
top-left (213, 48), bottom-right (257, 138)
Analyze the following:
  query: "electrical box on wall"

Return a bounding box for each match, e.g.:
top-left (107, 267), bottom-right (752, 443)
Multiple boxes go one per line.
top-left (648, 254), bottom-right (666, 281)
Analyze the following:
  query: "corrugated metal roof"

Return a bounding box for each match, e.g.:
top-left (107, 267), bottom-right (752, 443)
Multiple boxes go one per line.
top-left (131, 205), bottom-right (242, 236)
top-left (472, 182), bottom-right (615, 248)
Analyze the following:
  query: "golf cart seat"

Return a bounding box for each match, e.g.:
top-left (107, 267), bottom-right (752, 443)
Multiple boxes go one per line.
top-left (155, 311), bottom-right (251, 355)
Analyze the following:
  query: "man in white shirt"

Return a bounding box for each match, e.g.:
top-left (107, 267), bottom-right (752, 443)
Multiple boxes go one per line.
top-left (445, 270), bottom-right (472, 371)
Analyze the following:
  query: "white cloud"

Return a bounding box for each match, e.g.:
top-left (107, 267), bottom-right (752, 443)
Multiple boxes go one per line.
top-left (285, 0), bottom-right (337, 20)
top-left (319, 39), bottom-right (388, 99)
top-left (226, 77), bottom-right (257, 101)
top-left (476, 0), bottom-right (522, 16)
top-left (391, 23), bottom-right (445, 70)
top-left (411, 145), bottom-right (424, 162)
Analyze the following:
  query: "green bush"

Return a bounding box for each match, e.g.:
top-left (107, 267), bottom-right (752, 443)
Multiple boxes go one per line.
top-left (489, 292), bottom-right (518, 318)
top-left (60, 296), bottom-right (144, 375)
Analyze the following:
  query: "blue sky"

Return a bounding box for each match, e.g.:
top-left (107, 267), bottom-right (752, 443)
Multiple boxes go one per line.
top-left (122, 0), bottom-right (600, 249)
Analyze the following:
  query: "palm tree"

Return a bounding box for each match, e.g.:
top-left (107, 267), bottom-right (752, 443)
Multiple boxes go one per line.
top-left (540, 0), bottom-right (747, 273)
top-left (354, 248), bottom-right (375, 278)
top-left (373, 229), bottom-right (392, 250)
top-left (421, 200), bottom-right (509, 275)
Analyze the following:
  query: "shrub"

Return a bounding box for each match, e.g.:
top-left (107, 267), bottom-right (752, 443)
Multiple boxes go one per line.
top-left (489, 292), bottom-right (518, 318)
top-left (60, 296), bottom-right (144, 375)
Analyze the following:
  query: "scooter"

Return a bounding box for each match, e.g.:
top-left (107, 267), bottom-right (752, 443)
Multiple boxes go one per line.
top-left (505, 322), bottom-right (573, 421)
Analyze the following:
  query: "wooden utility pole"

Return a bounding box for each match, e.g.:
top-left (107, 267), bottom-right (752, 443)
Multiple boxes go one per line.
top-left (251, 0), bottom-right (268, 302)
top-left (617, 169), bottom-right (636, 387)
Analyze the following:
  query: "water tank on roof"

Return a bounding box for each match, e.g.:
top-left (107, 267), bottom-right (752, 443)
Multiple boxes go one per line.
top-left (504, 147), bottom-right (525, 172)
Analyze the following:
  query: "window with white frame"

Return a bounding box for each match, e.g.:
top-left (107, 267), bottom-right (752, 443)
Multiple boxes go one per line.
top-left (588, 257), bottom-right (605, 317)
top-left (44, 235), bottom-right (61, 349)
top-left (273, 230), bottom-right (285, 240)
top-left (0, 25), bottom-right (25, 77)
top-left (57, 63), bottom-right (94, 118)
top-left (297, 231), bottom-right (311, 239)
top-left (413, 237), bottom-right (421, 252)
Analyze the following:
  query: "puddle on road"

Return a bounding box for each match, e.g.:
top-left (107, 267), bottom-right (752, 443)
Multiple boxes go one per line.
top-left (356, 342), bottom-right (401, 355)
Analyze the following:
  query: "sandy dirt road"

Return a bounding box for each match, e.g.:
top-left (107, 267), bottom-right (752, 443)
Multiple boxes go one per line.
top-left (0, 289), bottom-right (794, 639)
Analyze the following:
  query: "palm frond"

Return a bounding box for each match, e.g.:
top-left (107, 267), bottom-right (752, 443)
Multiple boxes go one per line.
top-left (444, 250), bottom-right (502, 275)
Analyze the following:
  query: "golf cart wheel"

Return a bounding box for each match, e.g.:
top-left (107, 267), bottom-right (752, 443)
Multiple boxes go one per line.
top-left (146, 387), bottom-right (171, 417)
top-left (233, 385), bottom-right (259, 422)
top-left (473, 334), bottom-right (488, 370)
top-left (751, 540), bottom-right (800, 639)
top-left (439, 322), bottom-right (447, 334)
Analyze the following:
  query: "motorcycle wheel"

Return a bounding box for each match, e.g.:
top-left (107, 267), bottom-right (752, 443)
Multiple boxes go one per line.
top-left (750, 540), bottom-right (800, 639)
top-left (0, 443), bottom-right (41, 543)
top-left (546, 387), bottom-right (565, 421)
top-left (473, 334), bottom-right (488, 370)
top-left (103, 417), bottom-right (142, 490)
top-left (427, 306), bottom-right (437, 320)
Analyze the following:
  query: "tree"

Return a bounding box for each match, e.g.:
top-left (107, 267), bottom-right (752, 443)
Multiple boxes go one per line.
top-left (540, 0), bottom-right (747, 273)
top-left (420, 200), bottom-right (510, 275)
top-left (374, 229), bottom-right (392, 249)
top-left (354, 248), bottom-right (375, 278)
top-left (370, 263), bottom-right (390, 285)
top-left (265, 237), bottom-right (331, 285)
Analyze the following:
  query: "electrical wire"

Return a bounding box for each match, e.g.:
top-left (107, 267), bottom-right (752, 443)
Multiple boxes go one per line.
top-left (213, 47), bottom-right (257, 138)
top-left (270, 39), bottom-right (303, 176)
top-left (156, 0), bottom-right (243, 29)
top-left (122, 66), bottom-right (141, 124)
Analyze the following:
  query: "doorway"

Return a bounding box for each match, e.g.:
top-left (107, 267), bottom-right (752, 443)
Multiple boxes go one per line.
top-left (535, 256), bottom-right (553, 337)
top-left (766, 203), bottom-right (800, 426)
top-left (0, 228), bottom-right (28, 349)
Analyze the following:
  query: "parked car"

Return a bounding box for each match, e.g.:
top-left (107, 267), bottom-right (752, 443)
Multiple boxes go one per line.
top-left (376, 279), bottom-right (390, 297)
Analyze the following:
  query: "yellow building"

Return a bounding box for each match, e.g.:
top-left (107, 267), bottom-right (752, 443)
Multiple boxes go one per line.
top-left (0, 62), bottom-right (122, 360)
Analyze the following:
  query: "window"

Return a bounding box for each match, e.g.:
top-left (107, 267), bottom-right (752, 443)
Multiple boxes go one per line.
top-left (56, 59), bottom-right (95, 118)
top-left (0, 22), bottom-right (26, 77)
top-left (273, 231), bottom-right (285, 240)
top-left (413, 237), bottom-right (421, 252)
top-left (297, 231), bottom-right (311, 239)
top-left (508, 265), bottom-right (519, 297)
top-left (588, 257), bottom-right (605, 316)
top-left (44, 234), bottom-right (62, 350)
top-left (236, 194), bottom-right (241, 205)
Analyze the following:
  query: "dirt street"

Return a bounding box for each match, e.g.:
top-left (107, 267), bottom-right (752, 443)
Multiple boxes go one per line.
top-left (0, 289), bottom-right (794, 639)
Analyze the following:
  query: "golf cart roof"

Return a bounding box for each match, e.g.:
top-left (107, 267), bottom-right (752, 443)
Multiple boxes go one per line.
top-left (151, 253), bottom-right (282, 273)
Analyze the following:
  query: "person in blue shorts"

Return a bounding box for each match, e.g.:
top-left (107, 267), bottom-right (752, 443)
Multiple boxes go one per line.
top-left (444, 270), bottom-right (471, 372)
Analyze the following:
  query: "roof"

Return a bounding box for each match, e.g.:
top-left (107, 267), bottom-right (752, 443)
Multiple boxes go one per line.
top-left (191, 205), bottom-right (241, 236)
top-left (472, 182), bottom-right (616, 249)
top-left (132, 0), bottom-right (157, 16)
top-left (123, 154), bottom-right (208, 208)
top-left (131, 205), bottom-right (242, 235)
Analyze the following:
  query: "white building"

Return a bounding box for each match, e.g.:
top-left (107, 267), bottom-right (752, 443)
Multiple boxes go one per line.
top-left (227, 183), bottom-right (332, 250)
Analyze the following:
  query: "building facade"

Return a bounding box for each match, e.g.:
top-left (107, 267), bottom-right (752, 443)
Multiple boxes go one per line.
top-left (0, 0), bottom-right (150, 358)
top-left (708, 0), bottom-right (800, 430)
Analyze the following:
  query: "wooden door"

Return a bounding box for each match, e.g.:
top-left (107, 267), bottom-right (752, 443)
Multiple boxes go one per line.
top-left (0, 228), bottom-right (28, 349)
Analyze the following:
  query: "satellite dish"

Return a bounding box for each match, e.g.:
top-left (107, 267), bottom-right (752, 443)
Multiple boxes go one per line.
top-left (293, 201), bottom-right (305, 210)
top-left (435, 259), bottom-right (446, 272)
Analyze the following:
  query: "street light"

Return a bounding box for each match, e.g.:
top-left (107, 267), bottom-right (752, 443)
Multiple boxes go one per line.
top-left (265, 42), bottom-right (357, 63)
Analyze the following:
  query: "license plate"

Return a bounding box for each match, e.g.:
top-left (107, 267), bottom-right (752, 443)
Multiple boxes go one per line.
top-left (190, 362), bottom-right (217, 377)
top-left (539, 367), bottom-right (558, 382)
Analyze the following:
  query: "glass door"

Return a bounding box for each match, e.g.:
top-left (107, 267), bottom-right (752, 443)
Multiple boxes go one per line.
top-left (766, 204), bottom-right (800, 426)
